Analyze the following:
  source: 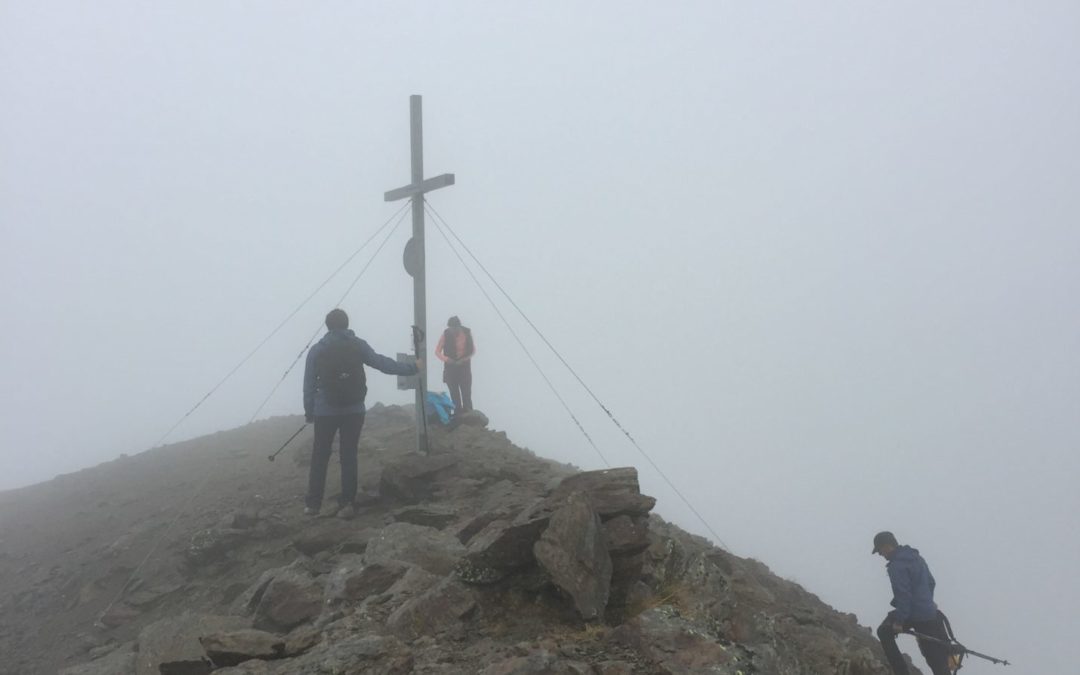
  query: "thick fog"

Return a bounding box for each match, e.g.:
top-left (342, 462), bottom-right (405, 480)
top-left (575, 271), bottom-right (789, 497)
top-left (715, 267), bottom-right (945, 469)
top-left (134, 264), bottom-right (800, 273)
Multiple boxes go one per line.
top-left (2, 2), bottom-right (1077, 672)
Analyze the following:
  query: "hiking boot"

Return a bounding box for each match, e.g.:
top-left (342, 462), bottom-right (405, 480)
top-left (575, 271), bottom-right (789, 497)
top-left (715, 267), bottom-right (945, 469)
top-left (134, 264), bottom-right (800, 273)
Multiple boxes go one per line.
top-left (336, 505), bottom-right (356, 520)
top-left (303, 506), bottom-right (320, 517)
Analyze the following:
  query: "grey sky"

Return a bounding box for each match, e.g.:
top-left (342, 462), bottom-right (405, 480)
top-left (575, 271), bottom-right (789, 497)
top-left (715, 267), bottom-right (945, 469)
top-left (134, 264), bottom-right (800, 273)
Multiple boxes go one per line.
top-left (2, 2), bottom-right (1077, 672)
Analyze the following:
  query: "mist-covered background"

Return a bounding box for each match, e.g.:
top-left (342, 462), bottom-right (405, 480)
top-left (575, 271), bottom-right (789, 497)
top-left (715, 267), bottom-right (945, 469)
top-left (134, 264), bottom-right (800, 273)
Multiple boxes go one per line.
top-left (2, 2), bottom-right (1077, 672)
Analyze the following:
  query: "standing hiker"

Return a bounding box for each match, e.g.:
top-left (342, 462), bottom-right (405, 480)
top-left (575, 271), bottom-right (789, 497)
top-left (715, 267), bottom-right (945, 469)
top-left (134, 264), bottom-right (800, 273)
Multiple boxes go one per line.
top-left (872, 531), bottom-right (953, 675)
top-left (303, 308), bottom-right (420, 519)
top-left (435, 315), bottom-right (475, 415)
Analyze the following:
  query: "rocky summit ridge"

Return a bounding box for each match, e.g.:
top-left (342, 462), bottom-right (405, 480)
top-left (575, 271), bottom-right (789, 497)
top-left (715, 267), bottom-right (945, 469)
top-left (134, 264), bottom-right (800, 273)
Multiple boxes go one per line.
top-left (0, 405), bottom-right (909, 674)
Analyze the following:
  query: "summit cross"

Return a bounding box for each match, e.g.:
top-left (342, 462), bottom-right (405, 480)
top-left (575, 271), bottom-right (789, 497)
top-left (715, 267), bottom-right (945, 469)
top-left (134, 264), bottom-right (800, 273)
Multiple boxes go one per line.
top-left (384, 95), bottom-right (455, 454)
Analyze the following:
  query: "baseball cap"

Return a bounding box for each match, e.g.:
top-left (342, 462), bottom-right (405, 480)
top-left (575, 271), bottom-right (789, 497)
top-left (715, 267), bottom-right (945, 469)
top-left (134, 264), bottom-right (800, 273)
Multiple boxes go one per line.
top-left (872, 531), bottom-right (898, 554)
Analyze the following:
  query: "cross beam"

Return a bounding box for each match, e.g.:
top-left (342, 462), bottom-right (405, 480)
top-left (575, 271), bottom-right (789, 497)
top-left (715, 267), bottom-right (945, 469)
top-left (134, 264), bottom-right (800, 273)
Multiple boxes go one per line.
top-left (384, 95), bottom-right (455, 454)
top-left (384, 173), bottom-right (455, 203)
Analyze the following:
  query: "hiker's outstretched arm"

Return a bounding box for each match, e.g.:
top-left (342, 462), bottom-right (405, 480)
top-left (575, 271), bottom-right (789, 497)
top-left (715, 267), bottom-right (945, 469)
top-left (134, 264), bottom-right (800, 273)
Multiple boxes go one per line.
top-left (359, 340), bottom-right (418, 376)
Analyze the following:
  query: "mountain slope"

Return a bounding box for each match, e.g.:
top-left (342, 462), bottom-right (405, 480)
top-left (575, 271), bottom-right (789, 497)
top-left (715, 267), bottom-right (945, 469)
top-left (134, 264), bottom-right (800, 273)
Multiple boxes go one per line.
top-left (0, 405), bottom-right (911, 674)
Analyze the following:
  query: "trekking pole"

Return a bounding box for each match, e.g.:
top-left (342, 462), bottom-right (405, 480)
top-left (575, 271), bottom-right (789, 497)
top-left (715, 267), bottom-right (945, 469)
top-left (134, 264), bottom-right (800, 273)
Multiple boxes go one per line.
top-left (267, 423), bottom-right (308, 462)
top-left (411, 325), bottom-right (430, 453)
top-left (903, 629), bottom-right (1011, 666)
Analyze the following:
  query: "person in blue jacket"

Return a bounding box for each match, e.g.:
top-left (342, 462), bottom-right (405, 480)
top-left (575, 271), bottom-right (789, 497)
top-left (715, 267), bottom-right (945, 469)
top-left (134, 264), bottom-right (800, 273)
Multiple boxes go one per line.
top-left (302, 308), bottom-right (420, 519)
top-left (873, 531), bottom-right (952, 675)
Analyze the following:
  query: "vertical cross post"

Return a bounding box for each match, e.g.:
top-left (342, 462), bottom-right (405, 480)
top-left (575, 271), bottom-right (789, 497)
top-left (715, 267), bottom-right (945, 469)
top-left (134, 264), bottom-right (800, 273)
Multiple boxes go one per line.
top-left (384, 95), bottom-right (455, 454)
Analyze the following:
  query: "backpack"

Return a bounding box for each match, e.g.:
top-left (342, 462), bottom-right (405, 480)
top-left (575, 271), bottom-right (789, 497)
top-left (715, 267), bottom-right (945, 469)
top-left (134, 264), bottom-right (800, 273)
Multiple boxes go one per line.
top-left (316, 339), bottom-right (367, 406)
top-left (442, 327), bottom-right (474, 360)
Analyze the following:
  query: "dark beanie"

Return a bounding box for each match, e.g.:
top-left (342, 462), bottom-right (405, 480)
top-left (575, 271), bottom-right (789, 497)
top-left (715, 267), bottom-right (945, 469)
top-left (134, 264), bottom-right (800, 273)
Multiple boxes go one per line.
top-left (326, 308), bottom-right (349, 330)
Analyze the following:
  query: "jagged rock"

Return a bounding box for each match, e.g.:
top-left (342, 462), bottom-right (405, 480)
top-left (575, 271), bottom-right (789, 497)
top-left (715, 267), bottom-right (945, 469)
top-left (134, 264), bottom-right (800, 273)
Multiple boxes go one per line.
top-left (601, 516), bottom-right (651, 610)
top-left (87, 641), bottom-right (130, 660)
top-left (212, 635), bottom-right (413, 675)
top-left (186, 527), bottom-right (250, 567)
top-left (533, 491), bottom-right (613, 621)
top-left (379, 453), bottom-right (458, 504)
top-left (59, 648), bottom-right (136, 675)
top-left (292, 530), bottom-right (339, 556)
top-left (324, 555), bottom-right (410, 606)
top-left (594, 661), bottom-right (636, 675)
top-left (298, 635), bottom-right (414, 674)
top-left (453, 480), bottom-right (536, 544)
top-left (97, 601), bottom-right (140, 627)
top-left (640, 526), bottom-right (689, 590)
top-left (453, 510), bottom-right (507, 545)
top-left (548, 467), bottom-right (656, 520)
top-left (392, 504), bottom-right (458, 529)
top-left (194, 513), bottom-right (282, 554)
top-left (602, 515), bottom-right (650, 556)
top-left (364, 522), bottom-right (466, 575)
top-left (386, 576), bottom-right (478, 640)
top-left (292, 525), bottom-right (372, 556)
top-left (127, 581), bottom-right (184, 608)
top-left (200, 629), bottom-right (285, 666)
top-left (210, 658), bottom-right (273, 673)
top-left (609, 605), bottom-right (741, 674)
top-left (676, 551), bottom-right (734, 618)
top-left (252, 567), bottom-right (323, 632)
top-left (456, 410), bottom-right (489, 427)
top-left (457, 468), bottom-right (654, 589)
top-left (233, 567), bottom-right (281, 617)
top-left (220, 507), bottom-right (261, 530)
top-left (282, 625), bottom-right (321, 657)
top-left (135, 612), bottom-right (248, 675)
top-left (380, 565), bottom-right (441, 608)
top-left (456, 499), bottom-right (552, 584)
top-left (481, 649), bottom-right (593, 674)
top-left (607, 552), bottom-right (647, 611)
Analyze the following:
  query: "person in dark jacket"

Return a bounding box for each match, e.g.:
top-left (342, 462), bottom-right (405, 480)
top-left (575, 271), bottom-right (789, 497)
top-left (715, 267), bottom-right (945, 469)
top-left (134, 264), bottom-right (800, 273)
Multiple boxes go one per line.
top-left (435, 315), bottom-right (475, 414)
top-left (873, 531), bottom-right (953, 675)
top-left (302, 308), bottom-right (420, 519)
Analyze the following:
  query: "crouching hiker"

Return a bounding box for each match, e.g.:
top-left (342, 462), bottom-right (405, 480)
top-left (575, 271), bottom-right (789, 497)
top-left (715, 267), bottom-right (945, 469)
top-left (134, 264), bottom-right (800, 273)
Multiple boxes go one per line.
top-left (872, 531), bottom-right (953, 675)
top-left (302, 308), bottom-right (420, 519)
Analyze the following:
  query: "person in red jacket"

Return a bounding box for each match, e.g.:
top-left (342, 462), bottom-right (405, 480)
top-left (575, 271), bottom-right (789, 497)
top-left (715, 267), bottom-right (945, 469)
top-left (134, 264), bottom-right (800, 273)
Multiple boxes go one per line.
top-left (435, 316), bottom-right (476, 414)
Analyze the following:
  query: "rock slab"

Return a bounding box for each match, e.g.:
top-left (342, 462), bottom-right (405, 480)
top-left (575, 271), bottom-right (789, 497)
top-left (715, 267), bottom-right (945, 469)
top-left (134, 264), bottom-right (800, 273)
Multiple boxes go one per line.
top-left (136, 612), bottom-right (248, 675)
top-left (548, 467), bottom-right (656, 520)
top-left (533, 491), bottom-right (613, 620)
top-left (324, 555), bottom-right (410, 606)
top-left (364, 522), bottom-right (466, 576)
top-left (252, 568), bottom-right (322, 632)
top-left (59, 648), bottom-right (136, 675)
top-left (200, 629), bottom-right (285, 667)
top-left (379, 453), bottom-right (458, 503)
top-left (386, 577), bottom-right (478, 640)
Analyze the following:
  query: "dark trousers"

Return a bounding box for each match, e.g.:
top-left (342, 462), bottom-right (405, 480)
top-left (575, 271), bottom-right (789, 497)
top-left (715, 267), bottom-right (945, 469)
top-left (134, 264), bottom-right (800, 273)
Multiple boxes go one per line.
top-left (306, 412), bottom-right (364, 510)
top-left (877, 614), bottom-right (953, 675)
top-left (444, 362), bottom-right (473, 413)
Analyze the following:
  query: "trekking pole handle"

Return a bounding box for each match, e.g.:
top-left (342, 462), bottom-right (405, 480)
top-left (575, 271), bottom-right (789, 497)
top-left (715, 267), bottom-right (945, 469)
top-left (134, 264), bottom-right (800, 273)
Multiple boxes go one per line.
top-left (411, 325), bottom-right (427, 375)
